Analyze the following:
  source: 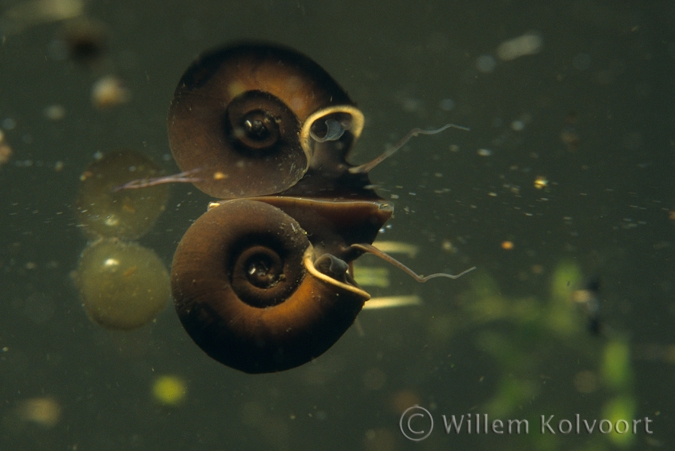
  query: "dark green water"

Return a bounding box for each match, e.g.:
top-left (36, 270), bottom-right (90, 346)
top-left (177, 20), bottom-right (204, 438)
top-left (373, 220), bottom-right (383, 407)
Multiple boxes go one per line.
top-left (1, 1), bottom-right (673, 450)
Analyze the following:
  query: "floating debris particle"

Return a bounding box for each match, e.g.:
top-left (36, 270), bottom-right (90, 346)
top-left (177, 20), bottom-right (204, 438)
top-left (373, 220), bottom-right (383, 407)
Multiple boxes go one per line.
top-left (501, 240), bottom-right (514, 250)
top-left (0, 130), bottom-right (13, 167)
top-left (496, 33), bottom-right (543, 61)
top-left (534, 175), bottom-right (548, 189)
top-left (442, 239), bottom-right (457, 254)
top-left (152, 375), bottom-right (187, 406)
top-left (43, 104), bottom-right (66, 120)
top-left (91, 75), bottom-right (131, 109)
top-left (511, 120), bottom-right (525, 131)
top-left (16, 396), bottom-right (61, 427)
top-left (477, 148), bottom-right (492, 157)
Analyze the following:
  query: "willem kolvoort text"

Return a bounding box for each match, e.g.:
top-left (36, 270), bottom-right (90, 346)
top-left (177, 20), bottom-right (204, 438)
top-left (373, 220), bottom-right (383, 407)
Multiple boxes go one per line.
top-left (442, 414), bottom-right (654, 435)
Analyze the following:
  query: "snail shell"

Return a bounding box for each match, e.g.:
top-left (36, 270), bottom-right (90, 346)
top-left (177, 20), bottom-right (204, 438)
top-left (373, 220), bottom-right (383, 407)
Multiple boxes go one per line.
top-left (167, 42), bottom-right (363, 199)
top-left (171, 199), bottom-right (370, 373)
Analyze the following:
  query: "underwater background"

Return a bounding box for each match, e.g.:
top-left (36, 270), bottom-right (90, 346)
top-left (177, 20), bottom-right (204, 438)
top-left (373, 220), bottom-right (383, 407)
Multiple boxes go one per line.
top-left (0, 0), bottom-right (673, 450)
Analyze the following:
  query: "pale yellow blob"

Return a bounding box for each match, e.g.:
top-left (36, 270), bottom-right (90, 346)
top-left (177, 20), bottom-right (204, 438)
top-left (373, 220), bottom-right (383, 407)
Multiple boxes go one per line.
top-left (16, 397), bottom-right (61, 427)
top-left (91, 76), bottom-right (131, 108)
top-left (152, 375), bottom-right (187, 406)
top-left (76, 239), bottom-right (169, 330)
top-left (501, 240), bottom-right (514, 250)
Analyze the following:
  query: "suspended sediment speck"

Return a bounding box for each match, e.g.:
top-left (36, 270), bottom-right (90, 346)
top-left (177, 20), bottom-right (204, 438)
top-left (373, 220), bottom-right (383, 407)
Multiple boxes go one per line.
top-left (43, 104), bottom-right (66, 120)
top-left (496, 33), bottom-right (543, 61)
top-left (0, 130), bottom-right (12, 167)
top-left (91, 75), bottom-right (131, 109)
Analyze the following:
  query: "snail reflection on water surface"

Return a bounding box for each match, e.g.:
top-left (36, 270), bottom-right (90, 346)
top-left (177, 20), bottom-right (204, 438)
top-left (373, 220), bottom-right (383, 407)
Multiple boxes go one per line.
top-left (123, 43), bottom-right (474, 373)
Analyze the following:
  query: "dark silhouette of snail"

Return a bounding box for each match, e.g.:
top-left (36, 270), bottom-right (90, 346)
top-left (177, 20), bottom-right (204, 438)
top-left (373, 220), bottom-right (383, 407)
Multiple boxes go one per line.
top-left (164, 42), bottom-right (473, 373)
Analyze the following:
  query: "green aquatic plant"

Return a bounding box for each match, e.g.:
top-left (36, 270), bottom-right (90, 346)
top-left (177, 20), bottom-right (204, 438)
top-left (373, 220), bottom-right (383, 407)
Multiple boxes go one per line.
top-left (439, 260), bottom-right (636, 450)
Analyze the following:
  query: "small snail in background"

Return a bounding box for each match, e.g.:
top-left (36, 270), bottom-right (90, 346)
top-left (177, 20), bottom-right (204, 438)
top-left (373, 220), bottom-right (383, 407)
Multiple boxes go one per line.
top-left (159, 43), bottom-right (474, 373)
